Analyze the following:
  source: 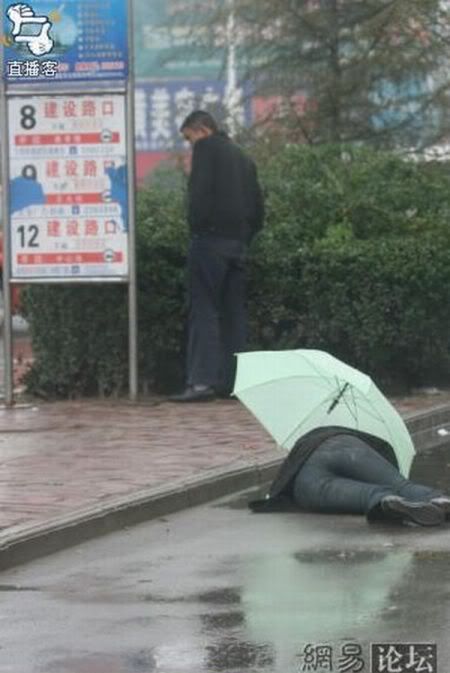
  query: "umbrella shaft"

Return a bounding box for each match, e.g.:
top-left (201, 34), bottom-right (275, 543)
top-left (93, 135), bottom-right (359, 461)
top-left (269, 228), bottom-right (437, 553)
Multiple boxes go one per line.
top-left (327, 382), bottom-right (350, 414)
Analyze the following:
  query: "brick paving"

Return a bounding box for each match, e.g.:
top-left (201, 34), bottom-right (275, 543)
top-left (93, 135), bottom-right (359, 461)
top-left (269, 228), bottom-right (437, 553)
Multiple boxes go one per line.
top-left (0, 398), bottom-right (279, 533)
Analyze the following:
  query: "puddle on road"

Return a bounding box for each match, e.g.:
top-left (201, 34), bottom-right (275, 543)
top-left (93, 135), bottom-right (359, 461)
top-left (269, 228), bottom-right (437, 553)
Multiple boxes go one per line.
top-left (196, 587), bottom-right (242, 604)
top-left (45, 651), bottom-right (157, 673)
top-left (7, 550), bottom-right (450, 673)
top-left (201, 611), bottom-right (245, 630)
top-left (292, 549), bottom-right (388, 564)
top-left (142, 586), bottom-right (242, 605)
top-left (238, 548), bottom-right (450, 649)
top-left (0, 584), bottom-right (41, 592)
top-left (138, 551), bottom-right (450, 670)
top-left (205, 639), bottom-right (274, 671)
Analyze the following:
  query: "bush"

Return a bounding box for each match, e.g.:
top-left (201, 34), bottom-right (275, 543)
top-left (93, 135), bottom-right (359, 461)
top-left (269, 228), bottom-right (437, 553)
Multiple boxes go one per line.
top-left (22, 176), bottom-right (187, 398)
top-left (22, 284), bottom-right (128, 398)
top-left (135, 174), bottom-right (188, 392)
top-left (249, 234), bottom-right (450, 389)
top-left (22, 145), bottom-right (450, 397)
top-left (256, 143), bottom-right (450, 243)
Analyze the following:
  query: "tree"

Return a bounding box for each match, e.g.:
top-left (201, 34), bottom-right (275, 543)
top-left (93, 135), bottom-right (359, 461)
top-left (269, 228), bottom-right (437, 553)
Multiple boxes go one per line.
top-left (183, 0), bottom-right (450, 151)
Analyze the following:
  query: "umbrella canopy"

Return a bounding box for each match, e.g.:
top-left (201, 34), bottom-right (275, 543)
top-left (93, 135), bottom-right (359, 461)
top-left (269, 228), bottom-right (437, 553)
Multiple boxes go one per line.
top-left (233, 349), bottom-right (415, 477)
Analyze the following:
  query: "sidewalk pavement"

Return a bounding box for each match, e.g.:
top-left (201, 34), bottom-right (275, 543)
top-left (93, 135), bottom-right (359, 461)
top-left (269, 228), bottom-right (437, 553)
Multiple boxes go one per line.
top-left (1, 389), bottom-right (450, 571)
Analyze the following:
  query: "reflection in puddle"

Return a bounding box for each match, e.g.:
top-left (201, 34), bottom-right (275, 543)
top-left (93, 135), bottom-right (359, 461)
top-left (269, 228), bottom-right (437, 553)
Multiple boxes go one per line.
top-left (293, 549), bottom-right (388, 564)
top-left (201, 611), bottom-right (245, 630)
top-left (45, 651), bottom-right (157, 673)
top-left (206, 638), bottom-right (274, 671)
top-left (196, 588), bottom-right (242, 605)
top-left (143, 586), bottom-right (242, 605)
top-left (242, 549), bottom-right (414, 665)
top-left (0, 584), bottom-right (41, 592)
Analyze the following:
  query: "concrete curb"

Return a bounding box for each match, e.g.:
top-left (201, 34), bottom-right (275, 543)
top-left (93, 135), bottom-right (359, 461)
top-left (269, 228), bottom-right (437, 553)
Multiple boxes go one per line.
top-left (0, 404), bottom-right (449, 571)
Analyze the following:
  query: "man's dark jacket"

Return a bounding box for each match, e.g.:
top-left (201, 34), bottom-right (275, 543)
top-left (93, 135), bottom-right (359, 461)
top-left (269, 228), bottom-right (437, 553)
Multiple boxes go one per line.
top-left (249, 426), bottom-right (398, 512)
top-left (188, 132), bottom-right (264, 243)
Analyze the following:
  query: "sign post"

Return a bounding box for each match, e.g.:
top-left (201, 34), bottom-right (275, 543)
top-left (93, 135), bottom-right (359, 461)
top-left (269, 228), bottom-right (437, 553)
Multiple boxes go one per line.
top-left (0, 0), bottom-right (137, 404)
top-left (126, 2), bottom-right (138, 400)
top-left (0, 63), bottom-right (14, 405)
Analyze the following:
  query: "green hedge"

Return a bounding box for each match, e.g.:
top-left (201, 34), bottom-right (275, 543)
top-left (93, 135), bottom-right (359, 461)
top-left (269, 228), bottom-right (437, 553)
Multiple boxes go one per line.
top-left (22, 284), bottom-right (128, 398)
top-left (247, 235), bottom-right (450, 389)
top-left (257, 143), bottom-right (450, 244)
top-left (22, 173), bottom-right (188, 398)
top-left (21, 146), bottom-right (450, 397)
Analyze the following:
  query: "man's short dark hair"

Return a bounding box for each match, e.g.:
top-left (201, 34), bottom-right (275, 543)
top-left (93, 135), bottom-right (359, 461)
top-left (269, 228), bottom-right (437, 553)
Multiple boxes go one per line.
top-left (180, 110), bottom-right (219, 134)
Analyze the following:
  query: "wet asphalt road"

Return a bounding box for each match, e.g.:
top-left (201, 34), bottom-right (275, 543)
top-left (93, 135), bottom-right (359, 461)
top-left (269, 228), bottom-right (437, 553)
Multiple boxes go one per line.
top-left (1, 446), bottom-right (450, 673)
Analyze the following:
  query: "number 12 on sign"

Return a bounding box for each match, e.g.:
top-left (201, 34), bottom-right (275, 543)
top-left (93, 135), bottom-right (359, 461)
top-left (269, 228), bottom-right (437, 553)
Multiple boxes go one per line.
top-left (17, 225), bottom-right (40, 248)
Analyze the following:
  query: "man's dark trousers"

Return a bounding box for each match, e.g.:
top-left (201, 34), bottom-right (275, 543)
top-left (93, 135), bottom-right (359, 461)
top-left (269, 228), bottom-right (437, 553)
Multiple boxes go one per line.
top-left (186, 234), bottom-right (247, 392)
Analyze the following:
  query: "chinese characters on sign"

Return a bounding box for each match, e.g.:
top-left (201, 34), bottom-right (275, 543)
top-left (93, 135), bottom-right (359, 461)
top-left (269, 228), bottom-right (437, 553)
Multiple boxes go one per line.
top-left (6, 58), bottom-right (58, 78)
top-left (2, 0), bottom-right (128, 82)
top-left (297, 642), bottom-right (437, 673)
top-left (134, 80), bottom-right (251, 152)
top-left (8, 94), bottom-right (129, 279)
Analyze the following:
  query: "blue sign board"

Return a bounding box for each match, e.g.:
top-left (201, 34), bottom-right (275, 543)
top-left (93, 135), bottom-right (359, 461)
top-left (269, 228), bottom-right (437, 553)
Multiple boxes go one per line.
top-left (135, 79), bottom-right (253, 152)
top-left (371, 77), bottom-right (430, 132)
top-left (1, 0), bottom-right (128, 83)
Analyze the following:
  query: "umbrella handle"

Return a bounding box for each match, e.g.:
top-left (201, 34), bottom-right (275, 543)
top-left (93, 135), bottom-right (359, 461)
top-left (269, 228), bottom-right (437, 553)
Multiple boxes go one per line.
top-left (327, 382), bottom-right (350, 414)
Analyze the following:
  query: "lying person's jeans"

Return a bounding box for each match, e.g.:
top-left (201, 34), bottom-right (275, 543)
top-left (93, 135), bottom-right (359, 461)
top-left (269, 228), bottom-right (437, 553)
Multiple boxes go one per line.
top-left (292, 434), bottom-right (442, 516)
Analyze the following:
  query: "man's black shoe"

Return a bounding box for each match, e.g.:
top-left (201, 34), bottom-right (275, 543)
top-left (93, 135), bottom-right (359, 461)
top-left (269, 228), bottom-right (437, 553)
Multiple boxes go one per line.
top-left (168, 385), bottom-right (216, 403)
top-left (215, 387), bottom-right (236, 400)
top-left (381, 495), bottom-right (444, 527)
top-left (431, 496), bottom-right (450, 520)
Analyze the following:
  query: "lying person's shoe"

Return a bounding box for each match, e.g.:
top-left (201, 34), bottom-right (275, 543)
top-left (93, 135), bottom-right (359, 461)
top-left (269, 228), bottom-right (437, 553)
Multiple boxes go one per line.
top-left (430, 496), bottom-right (450, 520)
top-left (381, 495), bottom-right (444, 527)
top-left (168, 385), bottom-right (216, 403)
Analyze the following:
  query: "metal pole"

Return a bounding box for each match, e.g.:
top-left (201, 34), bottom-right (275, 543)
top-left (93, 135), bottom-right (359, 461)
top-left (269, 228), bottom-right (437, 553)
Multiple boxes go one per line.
top-left (224, 0), bottom-right (240, 137)
top-left (126, 0), bottom-right (138, 401)
top-left (0, 13), bottom-right (15, 407)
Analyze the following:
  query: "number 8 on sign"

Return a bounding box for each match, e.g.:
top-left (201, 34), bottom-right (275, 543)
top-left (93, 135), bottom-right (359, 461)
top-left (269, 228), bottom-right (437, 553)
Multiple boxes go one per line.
top-left (20, 105), bottom-right (36, 130)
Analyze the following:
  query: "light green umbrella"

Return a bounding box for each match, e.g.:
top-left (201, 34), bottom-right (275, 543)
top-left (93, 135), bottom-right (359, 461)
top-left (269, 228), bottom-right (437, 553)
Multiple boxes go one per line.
top-left (233, 348), bottom-right (415, 476)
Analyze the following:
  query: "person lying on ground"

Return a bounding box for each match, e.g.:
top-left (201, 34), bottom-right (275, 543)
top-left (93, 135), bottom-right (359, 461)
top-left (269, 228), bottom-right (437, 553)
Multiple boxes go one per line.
top-left (249, 427), bottom-right (450, 527)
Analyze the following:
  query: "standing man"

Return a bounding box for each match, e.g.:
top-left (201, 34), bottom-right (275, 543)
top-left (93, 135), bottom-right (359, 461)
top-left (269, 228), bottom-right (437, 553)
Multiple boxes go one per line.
top-left (170, 110), bottom-right (264, 402)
